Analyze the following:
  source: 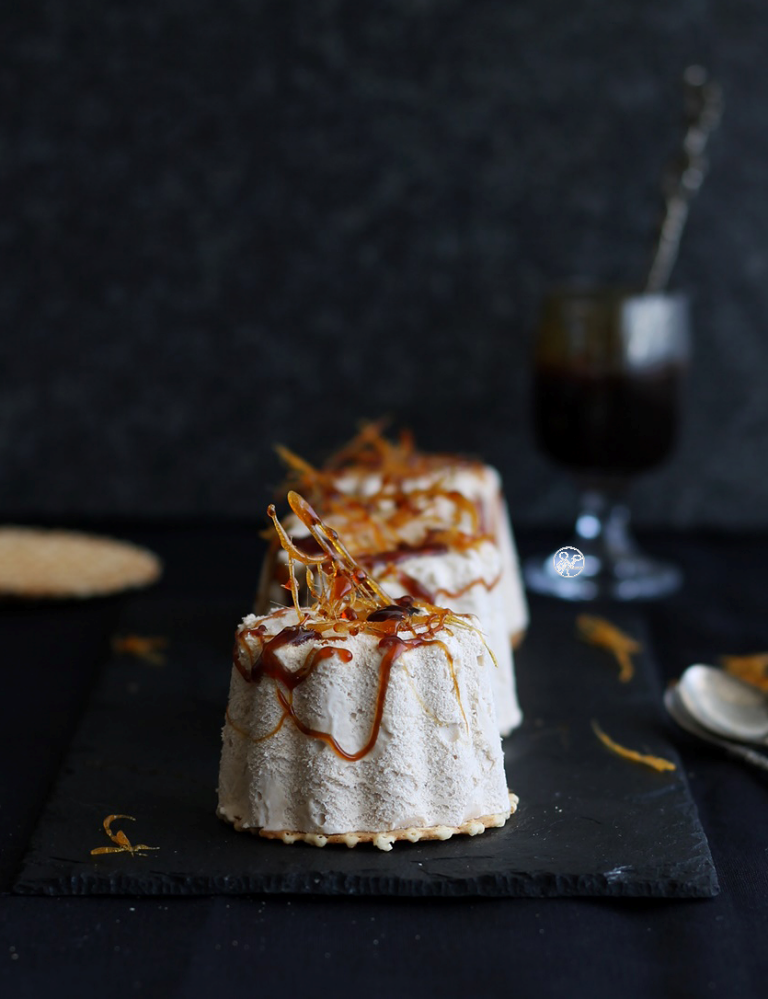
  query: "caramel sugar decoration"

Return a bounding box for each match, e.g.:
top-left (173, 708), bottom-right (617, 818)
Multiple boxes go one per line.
top-left (591, 720), bottom-right (676, 773)
top-left (323, 418), bottom-right (399, 472)
top-left (577, 614), bottom-right (640, 683)
top-left (277, 420), bottom-right (482, 506)
top-left (269, 490), bottom-right (487, 648)
top-left (90, 814), bottom-right (159, 857)
top-left (321, 419), bottom-right (478, 481)
top-left (112, 634), bottom-right (168, 666)
top-left (278, 446), bottom-right (485, 557)
top-left (274, 444), bottom-right (336, 499)
top-left (271, 432), bottom-right (498, 607)
top-left (720, 653), bottom-right (768, 692)
top-left (269, 490), bottom-right (392, 618)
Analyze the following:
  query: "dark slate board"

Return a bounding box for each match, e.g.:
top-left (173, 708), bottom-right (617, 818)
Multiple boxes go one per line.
top-left (13, 596), bottom-right (718, 898)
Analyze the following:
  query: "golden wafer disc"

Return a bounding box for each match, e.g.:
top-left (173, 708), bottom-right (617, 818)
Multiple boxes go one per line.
top-left (0, 526), bottom-right (162, 599)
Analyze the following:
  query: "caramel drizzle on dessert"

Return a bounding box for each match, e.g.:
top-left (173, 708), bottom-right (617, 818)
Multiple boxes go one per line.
top-left (373, 561), bottom-right (504, 605)
top-left (231, 491), bottom-right (486, 760)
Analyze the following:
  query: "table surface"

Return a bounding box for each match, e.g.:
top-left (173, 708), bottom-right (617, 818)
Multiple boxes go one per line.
top-left (2, 523), bottom-right (768, 998)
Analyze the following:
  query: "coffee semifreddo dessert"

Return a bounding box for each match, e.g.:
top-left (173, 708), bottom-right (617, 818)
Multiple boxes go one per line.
top-left (217, 491), bottom-right (516, 850)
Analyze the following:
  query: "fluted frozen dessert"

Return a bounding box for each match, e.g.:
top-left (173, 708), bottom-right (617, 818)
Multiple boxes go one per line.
top-left (218, 491), bottom-right (515, 850)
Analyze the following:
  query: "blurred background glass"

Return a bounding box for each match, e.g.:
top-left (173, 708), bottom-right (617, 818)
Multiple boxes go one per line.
top-left (524, 287), bottom-right (690, 600)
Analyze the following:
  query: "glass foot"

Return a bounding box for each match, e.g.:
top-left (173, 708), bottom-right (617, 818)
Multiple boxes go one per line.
top-left (524, 549), bottom-right (682, 601)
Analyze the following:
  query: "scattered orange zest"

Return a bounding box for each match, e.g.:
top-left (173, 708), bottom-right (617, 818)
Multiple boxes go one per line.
top-left (577, 614), bottom-right (640, 682)
top-left (591, 720), bottom-right (676, 772)
top-left (112, 634), bottom-right (168, 666)
top-left (90, 814), bottom-right (159, 857)
top-left (720, 653), bottom-right (768, 691)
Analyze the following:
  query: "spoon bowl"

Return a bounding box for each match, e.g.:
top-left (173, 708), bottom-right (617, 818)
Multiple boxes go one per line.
top-left (665, 686), bottom-right (768, 774)
top-left (678, 664), bottom-right (768, 745)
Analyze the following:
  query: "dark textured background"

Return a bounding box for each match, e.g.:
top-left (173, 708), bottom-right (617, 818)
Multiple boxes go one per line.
top-left (2, 0), bottom-right (767, 526)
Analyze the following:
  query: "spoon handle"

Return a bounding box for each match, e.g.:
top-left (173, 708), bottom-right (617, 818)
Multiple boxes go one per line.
top-left (721, 742), bottom-right (768, 774)
top-left (646, 65), bottom-right (723, 292)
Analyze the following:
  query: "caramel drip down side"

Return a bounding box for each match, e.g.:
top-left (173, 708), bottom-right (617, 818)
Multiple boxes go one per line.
top-left (272, 638), bottom-right (402, 762)
top-left (231, 600), bottom-right (468, 761)
top-left (435, 568), bottom-right (504, 602)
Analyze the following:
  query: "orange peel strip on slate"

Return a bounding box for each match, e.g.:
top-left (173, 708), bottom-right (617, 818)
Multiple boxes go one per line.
top-left (112, 634), bottom-right (168, 666)
top-left (591, 720), bottom-right (676, 773)
top-left (90, 814), bottom-right (159, 857)
top-left (720, 653), bottom-right (768, 691)
top-left (577, 614), bottom-right (640, 682)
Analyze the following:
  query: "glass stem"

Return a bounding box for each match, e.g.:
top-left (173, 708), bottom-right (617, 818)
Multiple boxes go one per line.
top-left (573, 481), bottom-right (636, 574)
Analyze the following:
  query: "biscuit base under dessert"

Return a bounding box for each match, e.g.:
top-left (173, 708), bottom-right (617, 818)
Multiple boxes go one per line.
top-left (217, 792), bottom-right (518, 853)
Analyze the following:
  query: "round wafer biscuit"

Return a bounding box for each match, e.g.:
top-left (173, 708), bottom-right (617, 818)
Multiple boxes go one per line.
top-left (218, 792), bottom-right (518, 852)
top-left (0, 526), bottom-right (162, 599)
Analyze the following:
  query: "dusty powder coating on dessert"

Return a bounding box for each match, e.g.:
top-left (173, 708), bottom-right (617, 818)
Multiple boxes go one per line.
top-left (217, 607), bottom-right (512, 840)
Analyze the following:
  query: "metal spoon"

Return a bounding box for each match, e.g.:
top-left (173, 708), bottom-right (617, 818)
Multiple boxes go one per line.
top-left (677, 664), bottom-right (768, 744)
top-left (664, 686), bottom-right (768, 774)
top-left (646, 65), bottom-right (723, 292)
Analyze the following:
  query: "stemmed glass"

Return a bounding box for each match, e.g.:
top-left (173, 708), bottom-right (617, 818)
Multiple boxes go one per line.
top-left (523, 287), bottom-right (690, 601)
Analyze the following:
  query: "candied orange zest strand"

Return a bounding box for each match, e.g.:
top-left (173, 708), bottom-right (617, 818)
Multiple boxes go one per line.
top-left (577, 614), bottom-right (640, 682)
top-left (720, 653), bottom-right (768, 691)
top-left (323, 418), bottom-right (393, 472)
top-left (112, 635), bottom-right (168, 666)
top-left (277, 421), bottom-right (481, 502)
top-left (591, 720), bottom-right (676, 772)
top-left (104, 814), bottom-right (134, 843)
top-left (325, 419), bottom-right (480, 479)
top-left (274, 444), bottom-right (320, 480)
top-left (90, 814), bottom-right (159, 857)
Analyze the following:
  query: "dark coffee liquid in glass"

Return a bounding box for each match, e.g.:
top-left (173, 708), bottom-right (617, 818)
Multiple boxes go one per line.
top-left (534, 362), bottom-right (683, 475)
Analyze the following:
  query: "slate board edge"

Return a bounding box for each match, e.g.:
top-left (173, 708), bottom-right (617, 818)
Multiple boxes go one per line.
top-left (13, 864), bottom-right (719, 900)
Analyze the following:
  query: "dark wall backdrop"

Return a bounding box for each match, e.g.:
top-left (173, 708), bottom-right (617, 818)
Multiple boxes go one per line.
top-left (3, 0), bottom-right (768, 526)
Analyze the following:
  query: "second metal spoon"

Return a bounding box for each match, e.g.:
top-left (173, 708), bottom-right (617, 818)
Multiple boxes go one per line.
top-left (678, 663), bottom-right (768, 745)
top-left (664, 686), bottom-right (768, 774)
